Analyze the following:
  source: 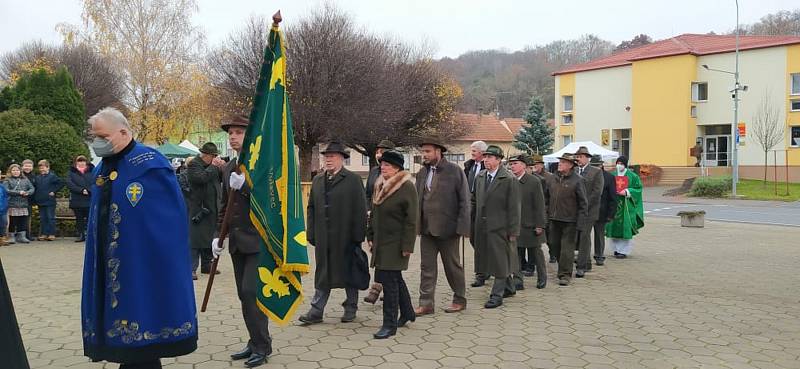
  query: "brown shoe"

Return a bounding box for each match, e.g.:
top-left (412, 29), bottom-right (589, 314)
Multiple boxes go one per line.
top-left (37, 235), bottom-right (47, 241)
top-left (47, 235), bottom-right (56, 241)
top-left (444, 303), bottom-right (465, 313)
top-left (363, 284), bottom-right (383, 304)
top-left (414, 306), bottom-right (434, 316)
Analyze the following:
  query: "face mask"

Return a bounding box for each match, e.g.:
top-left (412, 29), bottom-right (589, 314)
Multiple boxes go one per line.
top-left (616, 164), bottom-right (626, 173)
top-left (91, 137), bottom-right (116, 158)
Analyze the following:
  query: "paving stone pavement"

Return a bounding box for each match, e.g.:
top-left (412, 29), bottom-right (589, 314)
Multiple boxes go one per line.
top-left (2, 217), bottom-right (800, 369)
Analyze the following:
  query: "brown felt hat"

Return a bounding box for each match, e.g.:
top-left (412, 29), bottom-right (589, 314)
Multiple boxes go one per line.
top-left (221, 115), bottom-right (250, 132)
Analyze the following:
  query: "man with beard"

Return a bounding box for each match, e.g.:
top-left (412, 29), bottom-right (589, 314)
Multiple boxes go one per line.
top-left (415, 138), bottom-right (470, 315)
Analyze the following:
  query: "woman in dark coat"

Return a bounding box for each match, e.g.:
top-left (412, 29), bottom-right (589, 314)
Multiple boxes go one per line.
top-left (366, 150), bottom-right (418, 339)
top-left (67, 156), bottom-right (95, 242)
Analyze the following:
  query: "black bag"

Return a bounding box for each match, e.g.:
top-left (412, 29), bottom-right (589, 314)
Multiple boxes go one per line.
top-left (348, 244), bottom-right (370, 291)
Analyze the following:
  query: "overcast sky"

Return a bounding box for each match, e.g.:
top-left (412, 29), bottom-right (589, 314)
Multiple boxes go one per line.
top-left (0, 0), bottom-right (798, 58)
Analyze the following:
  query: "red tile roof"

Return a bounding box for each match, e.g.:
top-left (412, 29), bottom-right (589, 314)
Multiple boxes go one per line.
top-left (553, 33), bottom-right (800, 75)
top-left (454, 113), bottom-right (527, 142)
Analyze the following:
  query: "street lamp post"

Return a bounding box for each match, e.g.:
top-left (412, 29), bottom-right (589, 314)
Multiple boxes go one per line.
top-left (733, 0), bottom-right (740, 197)
top-left (701, 0), bottom-right (742, 197)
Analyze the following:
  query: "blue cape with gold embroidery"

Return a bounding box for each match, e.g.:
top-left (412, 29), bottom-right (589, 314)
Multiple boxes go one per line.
top-left (81, 142), bottom-right (197, 363)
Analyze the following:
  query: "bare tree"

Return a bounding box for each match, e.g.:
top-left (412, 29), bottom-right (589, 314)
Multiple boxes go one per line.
top-left (751, 92), bottom-right (785, 183)
top-left (738, 9), bottom-right (800, 36)
top-left (207, 4), bottom-right (462, 179)
top-left (58, 0), bottom-right (207, 142)
top-left (1, 41), bottom-right (126, 120)
top-left (614, 34), bottom-right (653, 53)
top-left (206, 15), bottom-right (268, 117)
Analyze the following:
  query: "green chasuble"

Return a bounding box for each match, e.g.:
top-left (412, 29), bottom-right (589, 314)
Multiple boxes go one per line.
top-left (605, 169), bottom-right (644, 240)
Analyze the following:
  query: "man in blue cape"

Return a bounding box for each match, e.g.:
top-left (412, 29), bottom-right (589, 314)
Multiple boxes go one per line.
top-left (81, 107), bottom-right (197, 369)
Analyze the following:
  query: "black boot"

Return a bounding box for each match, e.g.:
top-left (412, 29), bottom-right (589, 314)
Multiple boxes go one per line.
top-left (374, 326), bottom-right (397, 339)
top-left (397, 276), bottom-right (415, 327)
top-left (377, 271), bottom-right (399, 338)
top-left (471, 276), bottom-right (486, 287)
top-left (231, 346), bottom-right (252, 360)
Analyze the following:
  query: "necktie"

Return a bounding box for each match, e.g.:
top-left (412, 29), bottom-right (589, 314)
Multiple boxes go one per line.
top-left (426, 166), bottom-right (436, 191)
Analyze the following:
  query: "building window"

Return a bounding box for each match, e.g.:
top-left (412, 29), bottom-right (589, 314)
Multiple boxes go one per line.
top-left (562, 135), bottom-right (573, 146)
top-left (792, 73), bottom-right (800, 95)
top-left (562, 95), bottom-right (573, 112)
top-left (690, 105), bottom-right (697, 118)
top-left (612, 129), bottom-right (631, 159)
top-left (791, 99), bottom-right (800, 112)
top-left (562, 114), bottom-right (573, 124)
top-left (791, 126), bottom-right (800, 147)
top-left (344, 157), bottom-right (351, 166)
top-left (444, 153), bottom-right (465, 162)
top-left (692, 82), bottom-right (708, 102)
top-left (362, 155), bottom-right (370, 166)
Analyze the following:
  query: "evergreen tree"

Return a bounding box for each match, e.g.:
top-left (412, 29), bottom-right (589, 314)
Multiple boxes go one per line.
top-left (6, 67), bottom-right (86, 135)
top-left (0, 87), bottom-right (11, 112)
top-left (513, 95), bottom-right (554, 155)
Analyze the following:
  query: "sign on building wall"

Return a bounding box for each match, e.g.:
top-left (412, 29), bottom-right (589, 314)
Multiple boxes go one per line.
top-left (737, 122), bottom-right (746, 145)
top-left (601, 129), bottom-right (610, 146)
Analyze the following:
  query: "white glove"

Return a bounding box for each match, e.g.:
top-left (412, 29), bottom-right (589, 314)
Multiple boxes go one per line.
top-left (211, 238), bottom-right (225, 257)
top-left (229, 172), bottom-right (245, 190)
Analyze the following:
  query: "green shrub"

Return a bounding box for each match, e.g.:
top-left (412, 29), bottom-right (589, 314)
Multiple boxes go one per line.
top-left (690, 176), bottom-right (732, 198)
top-left (0, 108), bottom-right (89, 177)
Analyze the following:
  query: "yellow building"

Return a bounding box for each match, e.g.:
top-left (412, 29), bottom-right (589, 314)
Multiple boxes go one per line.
top-left (553, 34), bottom-right (800, 182)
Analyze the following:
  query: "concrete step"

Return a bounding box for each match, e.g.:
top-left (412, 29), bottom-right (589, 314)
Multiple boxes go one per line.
top-left (657, 167), bottom-right (701, 186)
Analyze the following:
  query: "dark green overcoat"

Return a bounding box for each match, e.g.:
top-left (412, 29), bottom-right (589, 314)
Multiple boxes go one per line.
top-left (471, 166), bottom-right (521, 277)
top-left (307, 168), bottom-right (367, 290)
top-left (367, 174), bottom-right (418, 271)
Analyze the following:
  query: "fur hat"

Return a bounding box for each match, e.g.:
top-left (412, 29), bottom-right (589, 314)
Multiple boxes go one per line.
top-left (378, 150), bottom-right (404, 169)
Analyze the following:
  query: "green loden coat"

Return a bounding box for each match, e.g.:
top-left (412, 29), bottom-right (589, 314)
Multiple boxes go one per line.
top-left (471, 166), bottom-right (521, 278)
top-left (307, 168), bottom-right (368, 290)
top-left (516, 172), bottom-right (547, 247)
top-left (366, 172), bottom-right (418, 271)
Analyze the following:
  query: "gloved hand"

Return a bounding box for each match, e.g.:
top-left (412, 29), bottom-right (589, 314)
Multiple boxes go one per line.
top-left (230, 172), bottom-right (245, 190)
top-left (211, 238), bottom-right (225, 257)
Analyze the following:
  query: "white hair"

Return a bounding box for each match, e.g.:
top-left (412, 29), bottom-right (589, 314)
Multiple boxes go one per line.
top-left (470, 140), bottom-right (488, 152)
top-left (88, 107), bottom-right (131, 130)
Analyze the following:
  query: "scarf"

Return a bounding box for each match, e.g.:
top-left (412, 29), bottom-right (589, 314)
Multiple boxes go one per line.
top-left (372, 171), bottom-right (412, 206)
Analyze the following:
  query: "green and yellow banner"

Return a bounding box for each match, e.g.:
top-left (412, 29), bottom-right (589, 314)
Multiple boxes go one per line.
top-left (239, 17), bottom-right (309, 324)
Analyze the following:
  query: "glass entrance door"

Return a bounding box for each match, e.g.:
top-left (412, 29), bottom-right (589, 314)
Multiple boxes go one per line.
top-left (703, 135), bottom-right (729, 167)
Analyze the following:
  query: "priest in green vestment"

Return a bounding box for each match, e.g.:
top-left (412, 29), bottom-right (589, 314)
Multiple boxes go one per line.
top-left (605, 156), bottom-right (644, 258)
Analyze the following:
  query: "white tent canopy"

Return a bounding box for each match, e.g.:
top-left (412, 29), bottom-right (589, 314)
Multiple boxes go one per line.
top-left (543, 141), bottom-right (619, 163)
top-left (178, 140), bottom-right (200, 154)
